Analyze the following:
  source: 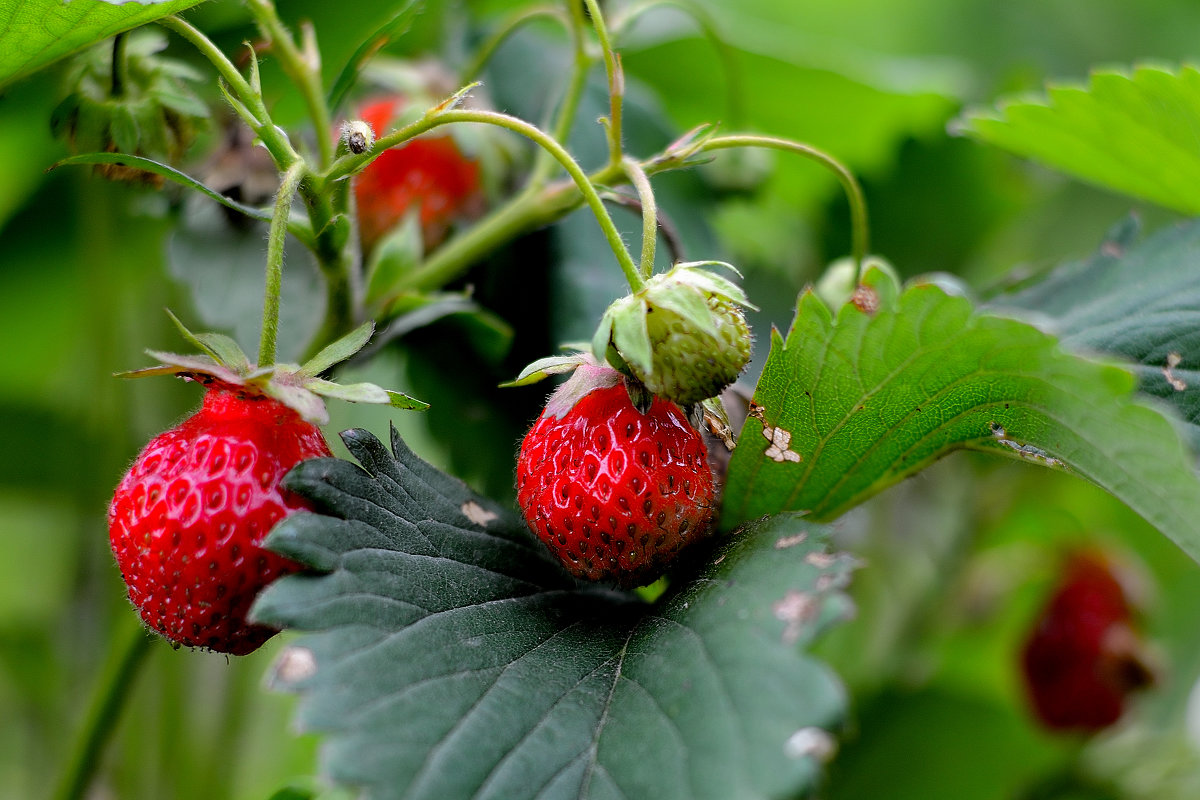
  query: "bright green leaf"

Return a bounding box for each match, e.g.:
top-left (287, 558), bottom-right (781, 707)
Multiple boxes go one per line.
top-left (955, 64), bottom-right (1200, 214)
top-left (254, 428), bottom-right (854, 800)
top-left (991, 216), bottom-right (1200, 450)
top-left (0, 0), bottom-right (208, 89)
top-left (722, 269), bottom-right (1200, 566)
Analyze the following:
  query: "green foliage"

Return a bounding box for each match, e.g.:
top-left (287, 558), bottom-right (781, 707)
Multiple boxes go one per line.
top-left (722, 266), bottom-right (1200, 566)
top-left (991, 216), bottom-right (1200, 449)
top-left (0, 0), bottom-right (208, 89)
top-left (254, 428), bottom-right (854, 800)
top-left (956, 64), bottom-right (1200, 214)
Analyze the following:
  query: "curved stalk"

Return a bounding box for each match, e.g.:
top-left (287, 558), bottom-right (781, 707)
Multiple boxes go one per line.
top-left (530, 0), bottom-right (592, 186)
top-left (245, 0), bottom-right (334, 168)
top-left (582, 0), bottom-right (624, 165)
top-left (698, 134), bottom-right (870, 274)
top-left (325, 109), bottom-right (642, 291)
top-left (258, 162), bottom-right (308, 366)
top-left (621, 156), bottom-right (658, 277)
top-left (158, 16), bottom-right (299, 167)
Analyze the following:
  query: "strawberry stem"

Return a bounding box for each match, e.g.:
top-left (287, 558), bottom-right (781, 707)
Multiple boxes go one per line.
top-left (583, 0), bottom-right (625, 167)
top-left (157, 15), bottom-right (299, 169)
top-left (699, 134), bottom-right (870, 278)
top-left (245, 0), bottom-right (335, 169)
top-left (621, 156), bottom-right (658, 277)
top-left (531, 0), bottom-right (591, 187)
top-left (52, 622), bottom-right (154, 800)
top-left (259, 162), bottom-right (308, 367)
top-left (460, 5), bottom-right (570, 85)
top-left (325, 108), bottom-right (645, 292)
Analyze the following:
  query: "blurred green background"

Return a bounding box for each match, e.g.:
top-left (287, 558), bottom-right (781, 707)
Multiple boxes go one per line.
top-left (3, 0), bottom-right (1200, 797)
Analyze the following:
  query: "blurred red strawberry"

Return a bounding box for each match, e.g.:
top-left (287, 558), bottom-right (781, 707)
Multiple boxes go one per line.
top-left (354, 97), bottom-right (482, 253)
top-left (1020, 551), bottom-right (1155, 732)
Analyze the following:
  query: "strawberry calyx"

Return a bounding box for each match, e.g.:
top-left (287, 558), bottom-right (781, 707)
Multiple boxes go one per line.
top-left (119, 313), bottom-right (427, 424)
top-left (593, 261), bottom-right (755, 405)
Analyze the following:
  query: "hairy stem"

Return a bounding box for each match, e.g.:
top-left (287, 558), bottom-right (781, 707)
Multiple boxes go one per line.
top-left (53, 624), bottom-right (154, 800)
top-left (699, 134), bottom-right (870, 273)
top-left (245, 0), bottom-right (334, 168)
top-left (582, 0), bottom-right (624, 165)
top-left (158, 15), bottom-right (298, 167)
top-left (325, 108), bottom-right (642, 291)
top-left (258, 162), bottom-right (308, 366)
top-left (621, 157), bottom-right (658, 277)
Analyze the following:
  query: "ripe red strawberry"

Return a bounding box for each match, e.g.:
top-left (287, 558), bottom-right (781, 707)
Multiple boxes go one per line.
top-left (354, 96), bottom-right (481, 253)
top-left (516, 364), bottom-right (716, 586)
top-left (109, 382), bottom-right (332, 655)
top-left (1020, 551), bottom-right (1155, 732)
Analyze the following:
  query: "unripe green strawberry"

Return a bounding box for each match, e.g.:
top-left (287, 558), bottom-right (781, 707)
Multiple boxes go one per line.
top-left (516, 363), bottom-right (716, 586)
top-left (109, 383), bottom-right (332, 654)
top-left (595, 262), bottom-right (753, 405)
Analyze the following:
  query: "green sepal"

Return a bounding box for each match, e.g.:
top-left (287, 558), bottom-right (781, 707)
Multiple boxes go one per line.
top-left (650, 282), bottom-right (722, 339)
top-left (300, 322), bottom-right (375, 377)
top-left (501, 354), bottom-right (590, 387)
top-left (609, 298), bottom-right (654, 375)
top-left (166, 309), bottom-right (251, 374)
top-left (384, 390), bottom-right (431, 411)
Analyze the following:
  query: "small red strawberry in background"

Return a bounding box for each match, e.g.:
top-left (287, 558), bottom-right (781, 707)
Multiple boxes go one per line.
top-left (108, 319), bottom-right (425, 654)
top-left (354, 96), bottom-right (482, 253)
top-left (110, 382), bottom-right (331, 655)
top-left (1020, 550), bottom-right (1156, 732)
top-left (515, 360), bottom-right (716, 587)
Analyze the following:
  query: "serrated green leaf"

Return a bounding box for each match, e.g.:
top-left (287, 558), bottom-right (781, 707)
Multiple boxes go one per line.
top-left (300, 322), bottom-right (375, 377)
top-left (722, 276), bottom-right (1200, 566)
top-left (0, 0), bottom-right (208, 89)
top-left (955, 64), bottom-right (1200, 214)
top-left (254, 427), bottom-right (853, 800)
top-left (991, 216), bottom-right (1200, 450)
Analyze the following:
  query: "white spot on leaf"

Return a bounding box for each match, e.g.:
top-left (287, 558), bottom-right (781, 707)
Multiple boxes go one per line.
top-left (784, 727), bottom-right (837, 761)
top-left (461, 500), bottom-right (498, 527)
top-left (762, 425), bottom-right (802, 463)
top-left (774, 590), bottom-right (819, 644)
top-left (1164, 352), bottom-right (1188, 391)
top-left (805, 552), bottom-right (836, 569)
top-left (775, 532), bottom-right (808, 549)
top-left (271, 646), bottom-right (317, 686)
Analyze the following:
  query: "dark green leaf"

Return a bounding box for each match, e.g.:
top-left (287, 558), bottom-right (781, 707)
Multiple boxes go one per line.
top-left (990, 217), bottom-right (1200, 450)
top-left (955, 64), bottom-right (1200, 214)
top-left (722, 267), bottom-right (1200, 565)
top-left (254, 428), bottom-right (853, 800)
top-left (0, 0), bottom-right (208, 89)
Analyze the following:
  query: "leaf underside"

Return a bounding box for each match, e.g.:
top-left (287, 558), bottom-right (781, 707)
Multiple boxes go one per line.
top-left (0, 0), bottom-right (208, 89)
top-left (721, 267), bottom-right (1200, 566)
top-left (955, 63), bottom-right (1200, 215)
top-left (990, 216), bottom-right (1200, 451)
top-left (254, 427), bottom-right (854, 800)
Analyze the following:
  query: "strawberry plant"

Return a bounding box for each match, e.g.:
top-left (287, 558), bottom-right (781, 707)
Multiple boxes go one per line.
top-left (5, 1), bottom-right (1200, 799)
